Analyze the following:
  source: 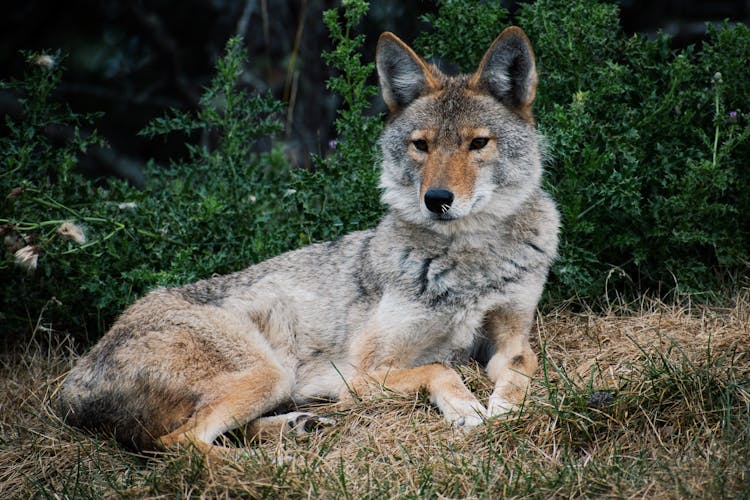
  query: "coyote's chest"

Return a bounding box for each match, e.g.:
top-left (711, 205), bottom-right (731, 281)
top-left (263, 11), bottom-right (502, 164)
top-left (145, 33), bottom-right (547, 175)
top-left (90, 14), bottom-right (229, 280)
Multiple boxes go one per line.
top-left (392, 241), bottom-right (512, 309)
top-left (359, 245), bottom-right (509, 363)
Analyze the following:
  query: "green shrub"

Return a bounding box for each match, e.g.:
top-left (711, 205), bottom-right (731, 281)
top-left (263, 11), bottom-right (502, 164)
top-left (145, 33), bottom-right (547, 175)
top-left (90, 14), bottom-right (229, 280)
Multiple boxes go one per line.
top-left (1, 51), bottom-right (111, 338)
top-left (287, 0), bottom-right (383, 244)
top-left (1, 40), bottom-right (292, 340)
top-left (417, 0), bottom-right (750, 303)
top-left (1, 1), bottom-right (382, 341)
top-left (416, 1), bottom-right (508, 72)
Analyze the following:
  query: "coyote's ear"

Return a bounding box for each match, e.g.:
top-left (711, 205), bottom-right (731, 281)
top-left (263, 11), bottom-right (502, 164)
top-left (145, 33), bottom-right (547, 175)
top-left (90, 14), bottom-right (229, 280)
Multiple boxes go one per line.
top-left (471, 27), bottom-right (537, 119)
top-left (376, 32), bottom-right (441, 113)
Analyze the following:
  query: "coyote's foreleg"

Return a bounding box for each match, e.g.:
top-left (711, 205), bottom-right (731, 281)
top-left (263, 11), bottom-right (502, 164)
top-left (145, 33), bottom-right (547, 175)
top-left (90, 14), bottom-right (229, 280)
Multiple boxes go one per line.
top-left (484, 308), bottom-right (538, 416)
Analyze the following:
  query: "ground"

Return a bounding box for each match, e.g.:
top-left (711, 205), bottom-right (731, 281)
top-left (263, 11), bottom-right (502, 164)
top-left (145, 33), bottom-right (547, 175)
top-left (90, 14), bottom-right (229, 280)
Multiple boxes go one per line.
top-left (1, 297), bottom-right (748, 498)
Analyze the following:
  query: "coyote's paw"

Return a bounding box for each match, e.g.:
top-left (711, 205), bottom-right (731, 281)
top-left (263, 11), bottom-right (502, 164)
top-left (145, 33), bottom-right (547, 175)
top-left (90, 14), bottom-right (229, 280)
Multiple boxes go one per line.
top-left (438, 397), bottom-right (487, 429)
top-left (487, 394), bottom-right (520, 418)
top-left (286, 412), bottom-right (336, 435)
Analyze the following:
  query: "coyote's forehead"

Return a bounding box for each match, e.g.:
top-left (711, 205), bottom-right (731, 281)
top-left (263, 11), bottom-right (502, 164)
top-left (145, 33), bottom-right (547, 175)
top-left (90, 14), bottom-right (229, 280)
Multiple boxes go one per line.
top-left (408, 79), bottom-right (521, 140)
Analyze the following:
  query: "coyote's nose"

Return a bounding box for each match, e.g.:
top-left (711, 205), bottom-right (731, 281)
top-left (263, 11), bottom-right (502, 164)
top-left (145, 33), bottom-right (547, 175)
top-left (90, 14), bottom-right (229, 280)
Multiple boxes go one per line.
top-left (424, 188), bottom-right (454, 214)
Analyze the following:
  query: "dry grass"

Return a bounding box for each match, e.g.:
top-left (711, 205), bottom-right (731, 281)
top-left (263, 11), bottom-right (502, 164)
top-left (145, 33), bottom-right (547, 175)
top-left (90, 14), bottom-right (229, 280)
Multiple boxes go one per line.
top-left (2, 296), bottom-right (748, 498)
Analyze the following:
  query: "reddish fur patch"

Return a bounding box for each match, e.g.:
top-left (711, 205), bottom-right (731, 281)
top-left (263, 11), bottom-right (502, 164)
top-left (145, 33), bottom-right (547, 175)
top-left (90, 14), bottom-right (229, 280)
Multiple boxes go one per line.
top-left (351, 363), bottom-right (472, 403)
top-left (157, 364), bottom-right (284, 452)
top-left (417, 128), bottom-right (497, 203)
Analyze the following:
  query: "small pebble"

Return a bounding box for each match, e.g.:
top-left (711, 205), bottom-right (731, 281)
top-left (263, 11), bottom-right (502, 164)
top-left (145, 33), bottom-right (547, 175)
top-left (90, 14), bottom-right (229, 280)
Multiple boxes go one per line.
top-left (587, 391), bottom-right (615, 409)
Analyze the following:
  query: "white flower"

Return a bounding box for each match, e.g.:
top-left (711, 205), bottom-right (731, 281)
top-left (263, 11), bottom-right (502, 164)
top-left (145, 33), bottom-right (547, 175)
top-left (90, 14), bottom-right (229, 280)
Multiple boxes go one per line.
top-left (118, 202), bottom-right (137, 210)
top-left (56, 222), bottom-right (87, 245)
top-left (34, 54), bottom-right (56, 69)
top-left (14, 245), bottom-right (39, 272)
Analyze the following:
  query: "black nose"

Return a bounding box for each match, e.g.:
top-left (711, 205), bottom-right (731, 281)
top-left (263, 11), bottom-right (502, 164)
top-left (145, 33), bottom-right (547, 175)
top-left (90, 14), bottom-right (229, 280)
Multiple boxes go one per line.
top-left (424, 188), bottom-right (454, 214)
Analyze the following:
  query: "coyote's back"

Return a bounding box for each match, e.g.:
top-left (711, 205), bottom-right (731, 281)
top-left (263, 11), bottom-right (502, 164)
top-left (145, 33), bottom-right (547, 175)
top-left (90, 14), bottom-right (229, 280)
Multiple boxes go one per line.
top-left (57, 26), bottom-right (559, 455)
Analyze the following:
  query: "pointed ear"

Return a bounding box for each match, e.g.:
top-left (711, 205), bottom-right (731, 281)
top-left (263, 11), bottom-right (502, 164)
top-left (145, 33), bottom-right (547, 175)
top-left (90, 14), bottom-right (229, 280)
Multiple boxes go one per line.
top-left (471, 27), bottom-right (537, 117)
top-left (376, 32), bottom-right (441, 112)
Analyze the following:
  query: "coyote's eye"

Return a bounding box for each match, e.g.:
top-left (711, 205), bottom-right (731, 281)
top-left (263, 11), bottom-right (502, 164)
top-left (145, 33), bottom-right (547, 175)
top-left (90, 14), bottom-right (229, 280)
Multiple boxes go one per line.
top-left (469, 137), bottom-right (489, 150)
top-left (412, 139), bottom-right (428, 152)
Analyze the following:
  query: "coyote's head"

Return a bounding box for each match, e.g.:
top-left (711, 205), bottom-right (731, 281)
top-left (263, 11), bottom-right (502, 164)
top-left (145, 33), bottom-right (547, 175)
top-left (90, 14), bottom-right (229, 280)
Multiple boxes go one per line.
top-left (376, 27), bottom-right (542, 233)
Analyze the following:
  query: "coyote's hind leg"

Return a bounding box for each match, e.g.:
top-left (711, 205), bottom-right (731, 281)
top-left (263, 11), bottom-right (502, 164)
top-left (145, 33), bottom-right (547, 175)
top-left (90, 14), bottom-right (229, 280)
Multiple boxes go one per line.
top-left (158, 361), bottom-right (293, 456)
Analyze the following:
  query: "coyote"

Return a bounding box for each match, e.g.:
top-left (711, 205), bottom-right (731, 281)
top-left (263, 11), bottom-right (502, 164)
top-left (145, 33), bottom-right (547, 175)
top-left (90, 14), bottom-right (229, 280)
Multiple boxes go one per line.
top-left (57, 27), bottom-right (559, 455)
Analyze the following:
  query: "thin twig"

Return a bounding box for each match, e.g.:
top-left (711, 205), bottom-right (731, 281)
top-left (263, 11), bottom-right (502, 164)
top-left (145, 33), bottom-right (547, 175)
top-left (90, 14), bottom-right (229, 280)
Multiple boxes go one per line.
top-left (235, 0), bottom-right (257, 41)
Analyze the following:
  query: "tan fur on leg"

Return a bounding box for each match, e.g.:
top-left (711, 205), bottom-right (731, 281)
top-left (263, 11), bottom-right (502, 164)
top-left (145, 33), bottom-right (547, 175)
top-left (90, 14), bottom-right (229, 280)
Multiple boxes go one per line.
top-left (158, 361), bottom-right (291, 455)
top-left (347, 363), bottom-right (486, 427)
top-left (484, 309), bottom-right (538, 416)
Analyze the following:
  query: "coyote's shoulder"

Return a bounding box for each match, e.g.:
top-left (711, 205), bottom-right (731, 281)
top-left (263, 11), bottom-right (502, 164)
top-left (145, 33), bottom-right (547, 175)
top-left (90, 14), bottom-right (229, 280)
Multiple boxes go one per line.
top-left (57, 26), bottom-right (560, 455)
